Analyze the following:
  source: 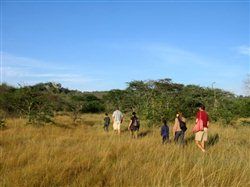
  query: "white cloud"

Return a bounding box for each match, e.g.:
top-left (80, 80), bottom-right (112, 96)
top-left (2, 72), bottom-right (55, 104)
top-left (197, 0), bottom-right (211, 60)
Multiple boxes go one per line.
top-left (237, 45), bottom-right (250, 56)
top-left (3, 66), bottom-right (29, 77)
top-left (144, 44), bottom-right (209, 66)
top-left (2, 52), bottom-right (68, 70)
top-left (1, 52), bottom-right (99, 87)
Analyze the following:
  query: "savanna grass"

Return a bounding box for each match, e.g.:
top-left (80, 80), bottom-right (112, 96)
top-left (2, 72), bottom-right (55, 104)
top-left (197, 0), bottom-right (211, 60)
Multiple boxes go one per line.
top-left (0, 114), bottom-right (249, 186)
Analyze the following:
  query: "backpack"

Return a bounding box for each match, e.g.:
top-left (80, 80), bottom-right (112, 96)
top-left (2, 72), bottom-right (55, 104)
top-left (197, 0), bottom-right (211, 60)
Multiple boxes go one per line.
top-left (178, 117), bottom-right (187, 132)
top-left (132, 117), bottom-right (140, 127)
top-left (104, 117), bottom-right (110, 126)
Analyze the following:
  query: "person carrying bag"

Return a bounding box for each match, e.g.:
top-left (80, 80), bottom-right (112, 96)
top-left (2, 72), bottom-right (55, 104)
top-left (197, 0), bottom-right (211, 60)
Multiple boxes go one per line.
top-left (193, 104), bottom-right (209, 152)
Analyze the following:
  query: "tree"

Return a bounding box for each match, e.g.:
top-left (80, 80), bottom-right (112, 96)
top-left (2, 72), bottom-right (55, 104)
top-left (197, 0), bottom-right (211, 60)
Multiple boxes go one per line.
top-left (12, 86), bottom-right (54, 125)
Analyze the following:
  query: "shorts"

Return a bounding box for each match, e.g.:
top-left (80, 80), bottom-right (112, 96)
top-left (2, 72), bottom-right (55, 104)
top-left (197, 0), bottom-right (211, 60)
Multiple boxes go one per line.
top-left (195, 128), bottom-right (208, 142)
top-left (130, 125), bottom-right (139, 131)
top-left (113, 121), bottom-right (121, 130)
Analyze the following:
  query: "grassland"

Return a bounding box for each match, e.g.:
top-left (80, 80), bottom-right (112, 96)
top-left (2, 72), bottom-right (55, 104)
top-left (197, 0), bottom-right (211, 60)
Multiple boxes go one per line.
top-left (1, 114), bottom-right (250, 187)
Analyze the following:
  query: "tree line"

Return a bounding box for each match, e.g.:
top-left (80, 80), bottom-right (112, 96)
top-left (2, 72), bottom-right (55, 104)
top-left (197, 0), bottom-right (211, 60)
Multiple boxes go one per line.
top-left (0, 79), bottom-right (249, 126)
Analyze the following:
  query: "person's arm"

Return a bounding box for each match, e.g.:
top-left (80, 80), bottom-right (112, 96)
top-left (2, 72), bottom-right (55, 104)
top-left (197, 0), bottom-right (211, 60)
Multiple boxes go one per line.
top-left (166, 126), bottom-right (169, 138)
top-left (121, 114), bottom-right (124, 123)
top-left (118, 111), bottom-right (123, 123)
top-left (112, 112), bottom-right (115, 122)
top-left (173, 118), bottom-right (177, 136)
top-left (128, 120), bottom-right (132, 130)
top-left (104, 117), bottom-right (107, 125)
top-left (195, 111), bottom-right (199, 123)
top-left (207, 115), bottom-right (210, 127)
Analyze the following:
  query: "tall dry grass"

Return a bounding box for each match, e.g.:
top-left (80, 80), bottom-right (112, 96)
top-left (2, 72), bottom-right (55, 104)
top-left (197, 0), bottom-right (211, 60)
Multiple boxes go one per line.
top-left (0, 114), bottom-right (249, 187)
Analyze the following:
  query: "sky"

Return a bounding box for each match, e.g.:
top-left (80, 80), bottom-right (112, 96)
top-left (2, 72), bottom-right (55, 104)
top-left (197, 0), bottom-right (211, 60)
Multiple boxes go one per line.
top-left (1, 0), bottom-right (250, 95)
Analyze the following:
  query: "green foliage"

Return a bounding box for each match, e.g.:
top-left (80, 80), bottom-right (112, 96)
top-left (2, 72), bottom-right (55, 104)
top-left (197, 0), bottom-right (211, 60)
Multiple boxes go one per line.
top-left (0, 80), bottom-right (249, 126)
top-left (123, 79), bottom-right (184, 125)
top-left (70, 94), bottom-right (105, 113)
top-left (16, 87), bottom-right (54, 125)
top-left (0, 110), bottom-right (6, 129)
top-left (240, 120), bottom-right (250, 126)
top-left (0, 84), bottom-right (17, 115)
top-left (103, 79), bottom-right (248, 125)
top-left (0, 84), bottom-right (54, 125)
top-left (0, 118), bottom-right (5, 129)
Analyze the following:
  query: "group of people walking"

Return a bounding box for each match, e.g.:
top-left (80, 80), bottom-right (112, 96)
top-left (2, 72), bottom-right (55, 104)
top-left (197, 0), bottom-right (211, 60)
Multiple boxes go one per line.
top-left (103, 107), bottom-right (140, 138)
top-left (103, 104), bottom-right (210, 152)
top-left (160, 104), bottom-right (209, 152)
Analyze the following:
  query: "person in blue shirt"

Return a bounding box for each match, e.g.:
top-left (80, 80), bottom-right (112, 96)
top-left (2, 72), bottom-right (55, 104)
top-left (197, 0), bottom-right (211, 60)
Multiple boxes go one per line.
top-left (161, 118), bottom-right (169, 144)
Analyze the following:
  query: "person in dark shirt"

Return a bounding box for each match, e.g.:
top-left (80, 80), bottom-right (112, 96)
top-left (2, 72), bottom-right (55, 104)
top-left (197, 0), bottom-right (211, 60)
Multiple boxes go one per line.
top-left (161, 119), bottom-right (169, 144)
top-left (128, 112), bottom-right (140, 138)
top-left (103, 113), bottom-right (110, 132)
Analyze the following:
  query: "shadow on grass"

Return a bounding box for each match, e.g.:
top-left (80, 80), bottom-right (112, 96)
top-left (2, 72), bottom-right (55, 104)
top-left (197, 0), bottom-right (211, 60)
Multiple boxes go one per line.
top-left (81, 120), bottom-right (96, 127)
top-left (121, 128), bottom-right (130, 133)
top-left (240, 120), bottom-right (250, 126)
top-left (53, 122), bottom-right (74, 129)
top-left (185, 134), bottom-right (195, 145)
top-left (185, 133), bottom-right (219, 147)
top-left (120, 129), bottom-right (152, 138)
top-left (0, 126), bottom-right (8, 131)
top-left (138, 130), bottom-right (152, 138)
top-left (207, 133), bottom-right (219, 147)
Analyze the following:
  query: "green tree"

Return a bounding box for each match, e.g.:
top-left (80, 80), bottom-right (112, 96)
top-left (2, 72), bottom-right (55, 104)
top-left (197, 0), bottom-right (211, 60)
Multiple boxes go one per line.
top-left (13, 87), bottom-right (54, 125)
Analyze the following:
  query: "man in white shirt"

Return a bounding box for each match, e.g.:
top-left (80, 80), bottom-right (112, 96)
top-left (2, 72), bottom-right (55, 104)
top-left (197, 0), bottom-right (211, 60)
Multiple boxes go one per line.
top-left (112, 107), bottom-right (123, 135)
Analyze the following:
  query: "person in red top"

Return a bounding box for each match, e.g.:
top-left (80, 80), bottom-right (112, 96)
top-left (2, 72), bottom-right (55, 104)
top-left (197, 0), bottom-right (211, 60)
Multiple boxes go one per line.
top-left (195, 104), bottom-right (210, 152)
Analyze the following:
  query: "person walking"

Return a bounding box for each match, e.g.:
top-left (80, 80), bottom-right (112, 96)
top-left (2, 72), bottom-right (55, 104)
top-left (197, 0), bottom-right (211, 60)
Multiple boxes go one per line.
top-left (103, 113), bottom-right (110, 132)
top-left (112, 107), bottom-right (123, 135)
top-left (161, 119), bottom-right (169, 144)
top-left (128, 112), bottom-right (140, 138)
top-left (195, 104), bottom-right (210, 152)
top-left (173, 112), bottom-right (187, 145)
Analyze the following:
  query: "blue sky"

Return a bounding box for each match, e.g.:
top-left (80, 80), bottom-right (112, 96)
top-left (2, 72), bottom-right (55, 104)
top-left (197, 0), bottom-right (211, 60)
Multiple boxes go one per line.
top-left (1, 1), bottom-right (250, 95)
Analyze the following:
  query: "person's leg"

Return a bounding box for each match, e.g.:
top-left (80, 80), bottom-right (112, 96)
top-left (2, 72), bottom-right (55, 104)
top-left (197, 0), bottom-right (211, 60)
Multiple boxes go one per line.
top-left (174, 131), bottom-right (181, 143)
top-left (174, 132), bottom-right (178, 142)
top-left (202, 128), bottom-right (208, 149)
top-left (195, 141), bottom-right (205, 152)
top-left (134, 130), bottom-right (138, 139)
top-left (162, 135), bottom-right (166, 144)
top-left (117, 122), bottom-right (121, 135)
top-left (180, 131), bottom-right (185, 145)
top-left (195, 132), bottom-right (205, 152)
top-left (118, 122), bottom-right (121, 135)
top-left (113, 122), bottom-right (117, 134)
top-left (130, 130), bottom-right (134, 138)
top-left (201, 141), bottom-right (205, 149)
